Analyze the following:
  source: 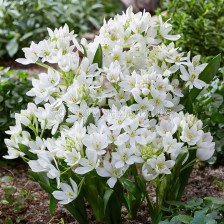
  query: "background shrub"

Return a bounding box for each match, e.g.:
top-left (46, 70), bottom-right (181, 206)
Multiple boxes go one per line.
top-left (160, 0), bottom-right (224, 64)
top-left (0, 0), bottom-right (123, 58)
top-left (0, 68), bottom-right (32, 158)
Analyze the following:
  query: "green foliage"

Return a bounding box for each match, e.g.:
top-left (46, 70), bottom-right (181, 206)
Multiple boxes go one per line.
top-left (0, 67), bottom-right (32, 157)
top-left (0, 0), bottom-right (123, 58)
top-left (93, 44), bottom-right (103, 68)
top-left (161, 0), bottom-right (224, 64)
top-left (161, 197), bottom-right (224, 224)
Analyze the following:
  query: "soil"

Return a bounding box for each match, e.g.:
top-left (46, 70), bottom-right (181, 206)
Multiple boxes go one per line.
top-left (0, 162), bottom-right (223, 224)
top-left (0, 59), bottom-right (46, 75)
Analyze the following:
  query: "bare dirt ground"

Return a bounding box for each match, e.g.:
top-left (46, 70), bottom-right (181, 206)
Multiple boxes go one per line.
top-left (0, 59), bottom-right (46, 75)
top-left (0, 162), bottom-right (223, 224)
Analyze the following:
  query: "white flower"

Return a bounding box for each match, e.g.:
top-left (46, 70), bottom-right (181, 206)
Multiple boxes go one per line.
top-left (158, 16), bottom-right (181, 41)
top-left (147, 153), bottom-right (175, 176)
top-left (29, 137), bottom-right (46, 153)
top-left (180, 65), bottom-right (206, 89)
top-left (104, 61), bottom-right (122, 83)
top-left (149, 89), bottom-right (174, 116)
top-left (105, 106), bottom-right (132, 131)
top-left (171, 79), bottom-right (183, 97)
top-left (36, 102), bottom-right (66, 135)
top-left (63, 75), bottom-right (91, 105)
top-left (96, 160), bottom-right (128, 188)
top-left (79, 57), bottom-right (100, 77)
top-left (52, 178), bottom-right (78, 205)
top-left (65, 150), bottom-right (81, 166)
top-left (196, 132), bottom-right (215, 161)
top-left (142, 162), bottom-right (158, 181)
top-left (66, 101), bottom-right (90, 123)
top-left (3, 138), bottom-right (24, 159)
top-left (75, 149), bottom-right (99, 174)
top-left (156, 119), bottom-right (177, 137)
top-left (180, 125), bottom-right (203, 146)
top-left (5, 123), bottom-right (22, 135)
top-left (28, 154), bottom-right (60, 185)
top-left (131, 97), bottom-right (154, 113)
top-left (26, 79), bottom-right (55, 104)
top-left (16, 42), bottom-right (39, 65)
top-left (37, 40), bottom-right (59, 63)
top-left (162, 133), bottom-right (184, 159)
top-left (48, 24), bottom-right (74, 42)
top-left (115, 121), bottom-right (147, 147)
top-left (112, 145), bottom-right (143, 168)
top-left (58, 52), bottom-right (79, 72)
top-left (82, 132), bottom-right (108, 155)
top-left (40, 68), bottom-right (61, 87)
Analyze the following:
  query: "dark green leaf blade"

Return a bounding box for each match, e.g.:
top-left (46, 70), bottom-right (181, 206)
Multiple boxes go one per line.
top-left (93, 44), bottom-right (103, 68)
top-left (49, 194), bottom-right (57, 215)
top-left (103, 188), bottom-right (114, 213)
top-left (18, 143), bottom-right (37, 160)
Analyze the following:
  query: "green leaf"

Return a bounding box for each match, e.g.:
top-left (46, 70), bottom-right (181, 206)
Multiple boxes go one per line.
top-left (204, 197), bottom-right (224, 205)
top-left (211, 112), bottom-right (224, 123)
top-left (103, 188), bottom-right (114, 214)
top-left (93, 44), bottom-right (103, 68)
top-left (4, 218), bottom-right (13, 224)
top-left (0, 175), bottom-right (13, 183)
top-left (119, 178), bottom-right (140, 200)
top-left (28, 170), bottom-right (53, 193)
top-left (186, 198), bottom-right (203, 208)
top-left (6, 38), bottom-right (19, 57)
top-left (136, 176), bottom-right (146, 194)
top-left (159, 221), bottom-right (170, 224)
top-left (177, 151), bottom-right (196, 200)
top-left (83, 174), bottom-right (104, 221)
top-left (205, 220), bottom-right (217, 224)
top-left (175, 214), bottom-right (193, 223)
top-left (18, 143), bottom-right (38, 160)
top-left (183, 54), bottom-right (221, 113)
top-left (65, 201), bottom-right (88, 224)
top-left (170, 216), bottom-right (181, 224)
top-left (105, 182), bottom-right (123, 224)
top-left (192, 211), bottom-right (206, 224)
top-left (49, 194), bottom-right (57, 215)
top-left (1, 199), bottom-right (10, 205)
top-left (85, 112), bottom-right (95, 127)
top-left (166, 200), bottom-right (184, 207)
top-left (3, 186), bottom-right (17, 195)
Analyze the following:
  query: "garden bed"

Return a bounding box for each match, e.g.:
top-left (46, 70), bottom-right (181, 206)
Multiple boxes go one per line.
top-left (0, 162), bottom-right (223, 223)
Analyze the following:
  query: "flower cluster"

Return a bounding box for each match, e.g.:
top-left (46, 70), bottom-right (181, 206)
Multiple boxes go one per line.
top-left (5, 8), bottom-right (215, 205)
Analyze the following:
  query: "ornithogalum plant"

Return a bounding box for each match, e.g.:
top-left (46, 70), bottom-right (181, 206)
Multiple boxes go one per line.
top-left (4, 7), bottom-right (220, 224)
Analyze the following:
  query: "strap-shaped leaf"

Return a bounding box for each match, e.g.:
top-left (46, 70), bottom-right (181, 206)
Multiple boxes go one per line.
top-left (103, 188), bottom-right (114, 213)
top-left (85, 112), bottom-right (95, 127)
top-left (93, 44), bottom-right (103, 68)
top-left (49, 194), bottom-right (57, 215)
top-left (18, 143), bottom-right (37, 160)
top-left (119, 178), bottom-right (141, 200)
top-left (182, 54), bottom-right (221, 113)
